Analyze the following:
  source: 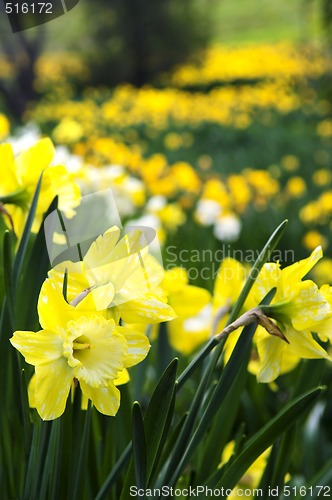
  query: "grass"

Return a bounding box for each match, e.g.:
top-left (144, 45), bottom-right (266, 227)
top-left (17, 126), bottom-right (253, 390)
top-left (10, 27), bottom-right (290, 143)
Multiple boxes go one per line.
top-left (212, 0), bottom-right (322, 44)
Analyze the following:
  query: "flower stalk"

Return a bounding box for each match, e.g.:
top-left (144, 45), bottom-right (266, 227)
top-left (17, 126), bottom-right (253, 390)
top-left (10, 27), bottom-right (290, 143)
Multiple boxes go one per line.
top-left (216, 307), bottom-right (289, 344)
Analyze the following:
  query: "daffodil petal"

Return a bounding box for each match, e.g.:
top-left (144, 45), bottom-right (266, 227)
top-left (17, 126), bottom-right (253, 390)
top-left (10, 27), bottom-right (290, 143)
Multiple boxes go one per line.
top-left (162, 267), bottom-right (188, 293)
top-left (34, 358), bottom-right (73, 420)
top-left (214, 258), bottom-right (247, 308)
top-left (114, 368), bottom-right (130, 386)
top-left (84, 226), bottom-right (121, 268)
top-left (48, 261), bottom-right (90, 303)
top-left (10, 329), bottom-right (63, 365)
top-left (170, 285), bottom-right (211, 318)
top-left (118, 328), bottom-right (150, 367)
top-left (285, 326), bottom-right (331, 360)
top-left (281, 246), bottom-right (322, 295)
top-left (168, 317), bottom-right (210, 355)
top-left (28, 373), bottom-right (36, 408)
top-left (38, 278), bottom-right (81, 331)
top-left (256, 334), bottom-right (287, 383)
top-left (89, 282), bottom-right (115, 310)
top-left (0, 143), bottom-right (18, 195)
top-left (288, 281), bottom-right (332, 330)
top-left (118, 291), bottom-right (176, 324)
top-left (16, 138), bottom-right (55, 186)
top-left (80, 380), bottom-right (120, 416)
top-left (252, 262), bottom-right (281, 304)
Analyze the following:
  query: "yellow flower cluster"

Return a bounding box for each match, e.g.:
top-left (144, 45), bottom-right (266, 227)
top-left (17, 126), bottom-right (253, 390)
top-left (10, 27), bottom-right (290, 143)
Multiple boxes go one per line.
top-left (0, 52), bottom-right (87, 99)
top-left (195, 170), bottom-right (280, 238)
top-left (169, 43), bottom-right (331, 87)
top-left (300, 190), bottom-right (332, 225)
top-left (30, 80), bottom-right (301, 133)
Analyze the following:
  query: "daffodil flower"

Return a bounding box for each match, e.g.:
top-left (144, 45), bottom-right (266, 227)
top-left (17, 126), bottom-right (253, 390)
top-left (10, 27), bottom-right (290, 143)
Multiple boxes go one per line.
top-left (212, 252), bottom-right (332, 383)
top-left (251, 246), bottom-right (332, 382)
top-left (10, 279), bottom-right (150, 420)
top-left (0, 138), bottom-right (80, 237)
top-left (48, 226), bottom-right (176, 325)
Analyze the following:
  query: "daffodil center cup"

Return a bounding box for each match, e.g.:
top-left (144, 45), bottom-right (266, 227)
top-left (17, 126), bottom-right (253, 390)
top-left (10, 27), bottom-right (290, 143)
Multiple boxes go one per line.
top-left (73, 335), bottom-right (91, 353)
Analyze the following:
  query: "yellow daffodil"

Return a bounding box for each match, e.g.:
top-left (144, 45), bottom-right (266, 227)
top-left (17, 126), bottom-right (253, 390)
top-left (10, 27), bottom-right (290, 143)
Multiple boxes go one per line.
top-left (10, 279), bottom-right (150, 420)
top-left (250, 247), bottom-right (332, 382)
top-left (161, 267), bottom-right (211, 354)
top-left (214, 253), bottom-right (331, 383)
top-left (49, 226), bottom-right (176, 325)
top-left (0, 138), bottom-right (80, 237)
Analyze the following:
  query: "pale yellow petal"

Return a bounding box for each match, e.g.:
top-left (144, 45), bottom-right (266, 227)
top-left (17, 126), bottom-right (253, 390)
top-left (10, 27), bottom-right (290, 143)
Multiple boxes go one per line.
top-left (0, 143), bottom-right (18, 195)
top-left (118, 291), bottom-right (176, 324)
top-left (34, 358), bottom-right (73, 420)
top-left (168, 318), bottom-right (210, 355)
top-left (281, 246), bottom-right (322, 296)
top-left (10, 329), bottom-right (63, 365)
top-left (114, 368), bottom-right (130, 386)
top-left (38, 278), bottom-right (81, 331)
top-left (251, 262), bottom-right (281, 304)
top-left (118, 328), bottom-right (150, 367)
top-left (286, 281), bottom-right (332, 330)
top-left (214, 258), bottom-right (247, 309)
top-left (48, 261), bottom-right (90, 304)
top-left (83, 226), bottom-right (121, 268)
top-left (89, 282), bottom-right (115, 310)
top-left (256, 334), bottom-right (286, 383)
top-left (285, 326), bottom-right (331, 360)
top-left (42, 165), bottom-right (81, 217)
top-left (162, 267), bottom-right (188, 293)
top-left (28, 373), bottom-right (36, 408)
top-left (170, 285), bottom-right (211, 318)
top-left (16, 138), bottom-right (55, 186)
top-left (80, 379), bottom-right (120, 416)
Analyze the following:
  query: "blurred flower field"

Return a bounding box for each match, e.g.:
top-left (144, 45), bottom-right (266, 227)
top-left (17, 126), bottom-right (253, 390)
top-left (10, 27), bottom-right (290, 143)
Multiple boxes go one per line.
top-left (2, 40), bottom-right (332, 498)
top-left (3, 42), bottom-right (332, 272)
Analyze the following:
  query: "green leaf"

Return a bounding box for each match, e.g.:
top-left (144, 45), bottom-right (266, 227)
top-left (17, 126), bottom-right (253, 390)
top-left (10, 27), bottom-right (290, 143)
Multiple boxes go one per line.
top-left (303, 456), bottom-right (332, 498)
top-left (132, 402), bottom-right (147, 491)
top-left (39, 419), bottom-right (61, 500)
top-left (72, 402), bottom-right (92, 500)
top-left (13, 173), bottom-right (43, 290)
top-left (143, 358), bottom-right (178, 479)
top-left (205, 387), bottom-right (324, 493)
top-left (95, 443), bottom-right (132, 500)
top-left (17, 196), bottom-right (57, 330)
top-left (196, 361), bottom-right (248, 483)
top-left (176, 337), bottom-right (219, 390)
top-left (160, 287), bottom-right (277, 488)
top-left (162, 323), bottom-right (255, 488)
top-left (20, 369), bottom-right (32, 457)
top-left (3, 230), bottom-right (15, 330)
top-left (119, 359), bottom-right (178, 500)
